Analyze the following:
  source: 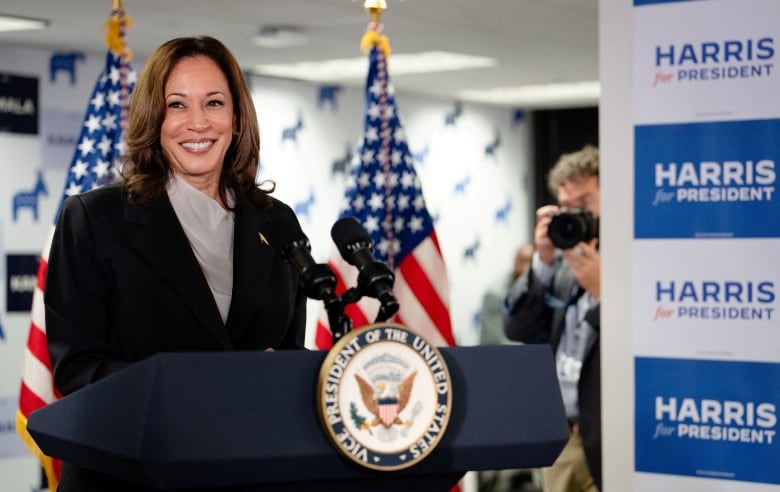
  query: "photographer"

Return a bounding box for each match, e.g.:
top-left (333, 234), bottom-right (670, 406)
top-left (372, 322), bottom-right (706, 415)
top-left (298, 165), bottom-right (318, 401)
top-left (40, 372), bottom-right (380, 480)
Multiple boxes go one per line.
top-left (503, 145), bottom-right (601, 492)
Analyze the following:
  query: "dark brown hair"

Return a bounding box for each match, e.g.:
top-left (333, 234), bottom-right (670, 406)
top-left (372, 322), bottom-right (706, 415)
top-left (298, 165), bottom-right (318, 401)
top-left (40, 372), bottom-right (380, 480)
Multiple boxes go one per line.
top-left (123, 36), bottom-right (272, 208)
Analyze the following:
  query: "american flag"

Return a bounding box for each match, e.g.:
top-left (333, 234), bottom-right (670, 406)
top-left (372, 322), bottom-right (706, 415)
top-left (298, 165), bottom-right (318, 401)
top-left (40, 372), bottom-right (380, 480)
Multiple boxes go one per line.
top-left (315, 42), bottom-right (455, 349)
top-left (15, 22), bottom-right (135, 489)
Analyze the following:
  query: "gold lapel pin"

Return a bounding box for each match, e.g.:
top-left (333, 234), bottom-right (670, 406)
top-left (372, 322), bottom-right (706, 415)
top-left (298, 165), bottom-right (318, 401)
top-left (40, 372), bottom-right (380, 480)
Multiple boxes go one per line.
top-left (258, 232), bottom-right (270, 246)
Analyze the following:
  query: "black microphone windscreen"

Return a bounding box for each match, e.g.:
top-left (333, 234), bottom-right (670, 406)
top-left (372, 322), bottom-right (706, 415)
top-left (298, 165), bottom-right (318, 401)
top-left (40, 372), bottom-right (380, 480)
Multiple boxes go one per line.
top-left (277, 216), bottom-right (310, 258)
top-left (331, 217), bottom-right (369, 244)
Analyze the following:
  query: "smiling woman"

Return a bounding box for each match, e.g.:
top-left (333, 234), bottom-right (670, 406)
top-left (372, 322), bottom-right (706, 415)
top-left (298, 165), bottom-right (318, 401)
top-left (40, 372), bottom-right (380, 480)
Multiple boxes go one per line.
top-left (123, 36), bottom-right (267, 210)
top-left (44, 36), bottom-right (309, 492)
top-left (160, 55), bottom-right (235, 203)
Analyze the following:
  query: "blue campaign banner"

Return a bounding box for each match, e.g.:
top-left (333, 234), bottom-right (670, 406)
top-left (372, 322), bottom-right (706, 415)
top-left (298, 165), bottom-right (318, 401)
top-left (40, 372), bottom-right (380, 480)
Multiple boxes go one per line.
top-left (635, 118), bottom-right (780, 239)
top-left (635, 357), bottom-right (780, 484)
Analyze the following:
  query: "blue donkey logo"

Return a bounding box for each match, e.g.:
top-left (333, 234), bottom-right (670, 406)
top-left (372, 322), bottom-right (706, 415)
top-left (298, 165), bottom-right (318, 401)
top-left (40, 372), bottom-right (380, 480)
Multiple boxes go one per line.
top-left (13, 170), bottom-right (48, 222)
top-left (50, 52), bottom-right (86, 85)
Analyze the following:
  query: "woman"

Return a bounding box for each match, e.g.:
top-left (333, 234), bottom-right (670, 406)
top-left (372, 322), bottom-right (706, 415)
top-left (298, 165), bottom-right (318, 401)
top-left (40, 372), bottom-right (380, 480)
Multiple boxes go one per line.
top-left (45, 36), bottom-right (307, 491)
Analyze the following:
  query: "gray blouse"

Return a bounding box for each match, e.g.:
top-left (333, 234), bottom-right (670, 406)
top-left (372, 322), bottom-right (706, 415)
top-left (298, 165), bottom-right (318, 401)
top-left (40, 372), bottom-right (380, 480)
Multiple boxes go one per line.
top-left (166, 173), bottom-right (235, 324)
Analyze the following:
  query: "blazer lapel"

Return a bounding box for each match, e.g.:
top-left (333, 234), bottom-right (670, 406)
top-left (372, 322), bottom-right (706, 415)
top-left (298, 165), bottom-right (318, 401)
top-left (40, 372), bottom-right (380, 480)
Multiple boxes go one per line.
top-left (225, 197), bottom-right (276, 343)
top-left (122, 196), bottom-right (233, 349)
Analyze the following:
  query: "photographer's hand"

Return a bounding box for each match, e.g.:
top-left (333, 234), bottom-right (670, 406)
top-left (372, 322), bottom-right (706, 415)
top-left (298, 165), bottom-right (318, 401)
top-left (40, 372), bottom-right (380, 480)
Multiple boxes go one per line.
top-left (562, 238), bottom-right (600, 300)
top-left (535, 205), bottom-right (559, 265)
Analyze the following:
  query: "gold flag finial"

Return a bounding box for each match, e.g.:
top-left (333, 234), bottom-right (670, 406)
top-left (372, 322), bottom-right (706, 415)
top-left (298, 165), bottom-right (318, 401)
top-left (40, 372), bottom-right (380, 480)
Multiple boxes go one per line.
top-left (105, 0), bottom-right (133, 59)
top-left (360, 0), bottom-right (390, 56)
top-left (364, 0), bottom-right (387, 23)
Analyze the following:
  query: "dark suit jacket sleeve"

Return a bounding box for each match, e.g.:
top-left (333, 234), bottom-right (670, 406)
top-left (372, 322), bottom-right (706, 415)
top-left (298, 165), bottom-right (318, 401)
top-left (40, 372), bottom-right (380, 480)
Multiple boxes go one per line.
top-left (279, 282), bottom-right (306, 349)
top-left (269, 202), bottom-right (307, 350)
top-left (502, 266), bottom-right (554, 344)
top-left (45, 194), bottom-right (133, 395)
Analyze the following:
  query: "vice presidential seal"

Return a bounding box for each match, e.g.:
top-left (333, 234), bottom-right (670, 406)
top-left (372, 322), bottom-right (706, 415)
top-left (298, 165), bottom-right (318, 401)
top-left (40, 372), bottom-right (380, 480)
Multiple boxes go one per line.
top-left (317, 322), bottom-right (452, 471)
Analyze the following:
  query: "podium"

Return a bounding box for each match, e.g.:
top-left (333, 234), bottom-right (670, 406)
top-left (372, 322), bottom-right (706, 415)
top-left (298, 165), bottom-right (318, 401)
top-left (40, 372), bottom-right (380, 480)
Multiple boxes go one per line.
top-left (27, 344), bottom-right (567, 491)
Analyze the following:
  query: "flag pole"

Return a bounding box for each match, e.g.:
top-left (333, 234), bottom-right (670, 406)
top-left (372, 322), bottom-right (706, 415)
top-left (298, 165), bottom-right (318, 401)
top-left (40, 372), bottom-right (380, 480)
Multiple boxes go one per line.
top-left (105, 0), bottom-right (132, 179)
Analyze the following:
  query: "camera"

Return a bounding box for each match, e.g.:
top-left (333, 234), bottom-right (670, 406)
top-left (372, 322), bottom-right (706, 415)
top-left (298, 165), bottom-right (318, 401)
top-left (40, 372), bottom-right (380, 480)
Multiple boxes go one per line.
top-left (547, 208), bottom-right (599, 249)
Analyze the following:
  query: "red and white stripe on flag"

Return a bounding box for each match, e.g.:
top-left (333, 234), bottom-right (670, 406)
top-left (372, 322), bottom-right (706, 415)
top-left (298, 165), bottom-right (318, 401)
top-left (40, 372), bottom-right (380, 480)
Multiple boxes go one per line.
top-left (15, 229), bottom-right (62, 487)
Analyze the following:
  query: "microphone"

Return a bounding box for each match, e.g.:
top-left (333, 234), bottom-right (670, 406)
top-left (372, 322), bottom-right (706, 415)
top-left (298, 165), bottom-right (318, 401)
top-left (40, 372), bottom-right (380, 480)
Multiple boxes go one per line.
top-left (278, 218), bottom-right (337, 301)
top-left (330, 217), bottom-right (399, 321)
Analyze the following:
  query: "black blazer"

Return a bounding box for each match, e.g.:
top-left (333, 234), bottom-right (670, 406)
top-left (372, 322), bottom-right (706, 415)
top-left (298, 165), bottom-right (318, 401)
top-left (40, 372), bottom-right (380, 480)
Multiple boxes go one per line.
top-left (45, 184), bottom-right (307, 491)
top-left (503, 258), bottom-right (602, 490)
top-left (45, 183), bottom-right (307, 394)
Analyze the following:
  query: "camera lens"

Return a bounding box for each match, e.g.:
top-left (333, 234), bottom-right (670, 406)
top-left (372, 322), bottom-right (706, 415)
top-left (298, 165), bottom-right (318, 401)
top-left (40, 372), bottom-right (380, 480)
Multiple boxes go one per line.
top-left (547, 209), bottom-right (597, 250)
top-left (548, 213), bottom-right (586, 249)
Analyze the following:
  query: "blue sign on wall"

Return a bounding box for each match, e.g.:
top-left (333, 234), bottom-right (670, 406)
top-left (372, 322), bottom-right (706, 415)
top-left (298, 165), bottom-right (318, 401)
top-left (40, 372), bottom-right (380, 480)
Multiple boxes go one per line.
top-left (635, 118), bottom-right (780, 239)
top-left (635, 356), bottom-right (780, 484)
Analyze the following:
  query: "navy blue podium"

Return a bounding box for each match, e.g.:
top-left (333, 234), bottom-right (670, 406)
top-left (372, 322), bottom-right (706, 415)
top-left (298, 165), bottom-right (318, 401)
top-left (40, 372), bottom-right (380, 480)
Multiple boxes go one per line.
top-left (27, 344), bottom-right (567, 491)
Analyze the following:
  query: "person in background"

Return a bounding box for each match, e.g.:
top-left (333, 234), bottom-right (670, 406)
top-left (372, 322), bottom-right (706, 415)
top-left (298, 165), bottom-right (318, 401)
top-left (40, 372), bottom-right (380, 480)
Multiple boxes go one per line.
top-left (45, 36), bottom-right (307, 491)
top-left (503, 145), bottom-right (601, 492)
top-left (479, 243), bottom-right (534, 346)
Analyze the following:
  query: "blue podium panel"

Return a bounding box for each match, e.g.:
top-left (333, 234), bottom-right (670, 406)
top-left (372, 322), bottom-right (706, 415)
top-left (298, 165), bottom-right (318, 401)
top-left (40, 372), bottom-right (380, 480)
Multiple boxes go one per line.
top-left (28, 345), bottom-right (567, 490)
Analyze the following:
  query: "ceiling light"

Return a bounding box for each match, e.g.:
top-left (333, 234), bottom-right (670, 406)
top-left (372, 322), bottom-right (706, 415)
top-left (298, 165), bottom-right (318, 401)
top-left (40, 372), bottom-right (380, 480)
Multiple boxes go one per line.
top-left (252, 51), bottom-right (497, 81)
top-left (253, 25), bottom-right (308, 48)
top-left (458, 81), bottom-right (600, 108)
top-left (0, 14), bottom-right (48, 32)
